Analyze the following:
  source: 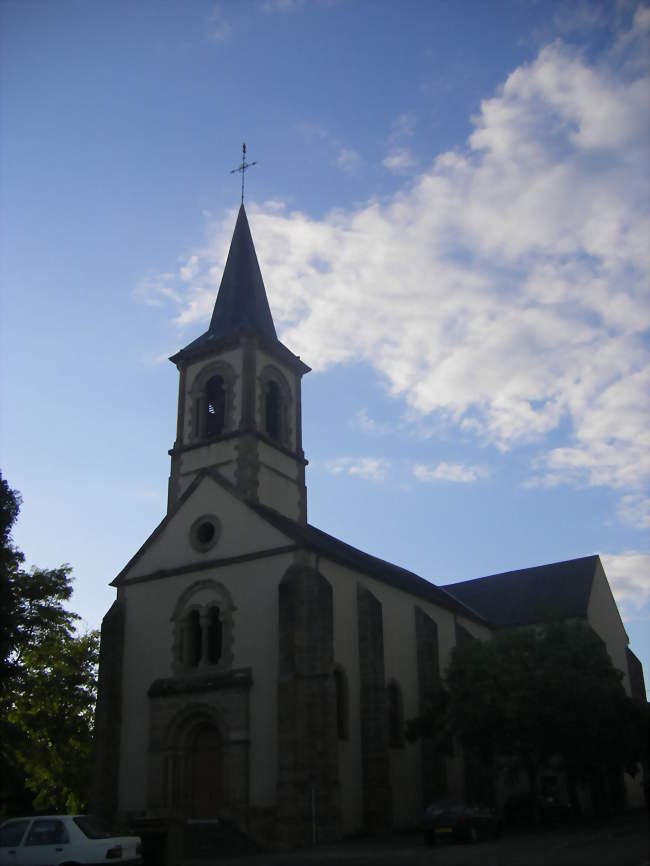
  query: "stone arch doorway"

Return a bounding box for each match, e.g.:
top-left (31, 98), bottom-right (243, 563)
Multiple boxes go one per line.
top-left (189, 723), bottom-right (223, 818)
top-left (148, 679), bottom-right (252, 822)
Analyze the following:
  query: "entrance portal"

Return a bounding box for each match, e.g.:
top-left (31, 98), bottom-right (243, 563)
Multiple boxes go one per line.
top-left (190, 724), bottom-right (223, 818)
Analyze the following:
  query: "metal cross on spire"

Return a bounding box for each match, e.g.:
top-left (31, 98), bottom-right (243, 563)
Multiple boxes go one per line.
top-left (230, 142), bottom-right (257, 206)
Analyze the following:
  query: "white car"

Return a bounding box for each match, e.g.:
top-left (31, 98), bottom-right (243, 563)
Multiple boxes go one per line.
top-left (0, 815), bottom-right (142, 866)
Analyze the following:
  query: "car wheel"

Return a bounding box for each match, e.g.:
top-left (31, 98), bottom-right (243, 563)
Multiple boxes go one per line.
top-left (425, 830), bottom-right (435, 846)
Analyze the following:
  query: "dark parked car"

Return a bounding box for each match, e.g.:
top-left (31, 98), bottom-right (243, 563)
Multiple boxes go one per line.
top-left (505, 791), bottom-right (574, 826)
top-left (423, 799), bottom-right (502, 844)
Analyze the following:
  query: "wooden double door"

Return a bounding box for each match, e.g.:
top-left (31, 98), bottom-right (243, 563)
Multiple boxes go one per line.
top-left (189, 724), bottom-right (223, 818)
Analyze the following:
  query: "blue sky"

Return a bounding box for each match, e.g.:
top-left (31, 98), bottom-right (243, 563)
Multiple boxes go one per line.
top-left (1, 0), bottom-right (649, 692)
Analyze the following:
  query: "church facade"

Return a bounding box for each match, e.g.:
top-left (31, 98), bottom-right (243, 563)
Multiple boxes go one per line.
top-left (91, 206), bottom-right (645, 847)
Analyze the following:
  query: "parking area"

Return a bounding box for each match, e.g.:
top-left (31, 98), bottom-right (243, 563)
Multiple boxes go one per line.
top-left (183, 812), bottom-right (649, 866)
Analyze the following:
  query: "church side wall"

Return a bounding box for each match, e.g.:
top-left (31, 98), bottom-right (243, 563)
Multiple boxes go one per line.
top-left (587, 561), bottom-right (631, 694)
top-left (117, 551), bottom-right (294, 816)
top-left (319, 558), bottom-right (475, 835)
top-left (587, 562), bottom-right (646, 808)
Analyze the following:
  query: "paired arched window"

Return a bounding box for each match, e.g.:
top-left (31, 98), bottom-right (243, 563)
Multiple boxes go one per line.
top-left (171, 580), bottom-right (235, 675)
top-left (181, 605), bottom-right (223, 670)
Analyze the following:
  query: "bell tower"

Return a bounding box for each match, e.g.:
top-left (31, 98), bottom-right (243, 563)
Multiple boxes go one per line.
top-left (167, 204), bottom-right (310, 522)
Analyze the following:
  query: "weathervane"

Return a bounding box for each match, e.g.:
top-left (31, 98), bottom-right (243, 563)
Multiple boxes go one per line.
top-left (230, 142), bottom-right (257, 205)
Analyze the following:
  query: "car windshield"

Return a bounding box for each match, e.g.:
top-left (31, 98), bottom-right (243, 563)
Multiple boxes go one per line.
top-left (0, 820), bottom-right (31, 847)
top-left (73, 816), bottom-right (120, 839)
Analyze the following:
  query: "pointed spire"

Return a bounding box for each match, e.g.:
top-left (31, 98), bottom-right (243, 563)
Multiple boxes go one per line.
top-left (208, 204), bottom-right (277, 341)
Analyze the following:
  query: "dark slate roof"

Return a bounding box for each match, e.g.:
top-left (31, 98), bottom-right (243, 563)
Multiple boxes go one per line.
top-left (442, 555), bottom-right (599, 627)
top-left (173, 205), bottom-right (277, 359)
top-left (626, 647), bottom-right (647, 703)
top-left (250, 501), bottom-right (486, 622)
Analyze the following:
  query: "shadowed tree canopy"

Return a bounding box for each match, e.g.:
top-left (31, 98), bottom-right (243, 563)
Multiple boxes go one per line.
top-left (0, 473), bottom-right (99, 815)
top-left (406, 622), bottom-right (647, 818)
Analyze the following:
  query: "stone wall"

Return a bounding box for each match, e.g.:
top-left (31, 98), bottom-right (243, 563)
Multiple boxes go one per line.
top-left (146, 668), bottom-right (251, 820)
top-left (357, 584), bottom-right (391, 832)
top-left (415, 606), bottom-right (447, 806)
top-left (89, 598), bottom-right (125, 819)
top-left (276, 564), bottom-right (341, 846)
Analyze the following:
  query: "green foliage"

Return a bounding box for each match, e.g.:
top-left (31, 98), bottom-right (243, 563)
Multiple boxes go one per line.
top-left (407, 621), bottom-right (647, 814)
top-left (0, 472), bottom-right (99, 816)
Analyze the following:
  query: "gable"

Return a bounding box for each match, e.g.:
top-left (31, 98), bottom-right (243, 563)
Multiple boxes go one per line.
top-left (113, 472), bottom-right (295, 585)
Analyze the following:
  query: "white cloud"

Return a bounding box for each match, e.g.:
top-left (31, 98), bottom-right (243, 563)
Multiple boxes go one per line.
top-left (382, 148), bottom-right (417, 172)
top-left (297, 123), bottom-right (361, 174)
top-left (206, 3), bottom-right (232, 41)
top-left (617, 493), bottom-right (650, 530)
top-left (263, 0), bottom-right (303, 11)
top-left (138, 26), bottom-right (650, 515)
top-left (601, 551), bottom-right (650, 611)
top-left (326, 457), bottom-right (390, 481)
top-left (336, 147), bottom-right (361, 174)
top-left (355, 408), bottom-right (389, 435)
top-left (413, 462), bottom-right (488, 483)
top-left (179, 255), bottom-right (199, 282)
top-left (390, 112), bottom-right (416, 141)
top-left (552, 1), bottom-right (606, 35)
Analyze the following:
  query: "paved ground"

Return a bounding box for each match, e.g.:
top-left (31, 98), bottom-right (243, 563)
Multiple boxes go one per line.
top-left (184, 812), bottom-right (649, 866)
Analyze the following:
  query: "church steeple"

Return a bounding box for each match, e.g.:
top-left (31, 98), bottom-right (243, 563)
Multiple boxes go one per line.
top-left (209, 205), bottom-right (277, 340)
top-left (167, 204), bottom-right (310, 523)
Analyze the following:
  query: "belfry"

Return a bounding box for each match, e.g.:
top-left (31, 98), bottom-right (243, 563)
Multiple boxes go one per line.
top-left (167, 204), bottom-right (310, 523)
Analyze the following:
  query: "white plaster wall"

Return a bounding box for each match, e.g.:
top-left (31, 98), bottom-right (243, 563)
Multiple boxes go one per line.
top-left (124, 475), bottom-right (292, 581)
top-left (586, 560), bottom-right (630, 694)
top-left (177, 441), bottom-right (239, 499)
top-left (257, 464), bottom-right (300, 521)
top-left (179, 440), bottom-right (238, 476)
top-left (182, 348), bottom-right (244, 442)
top-left (456, 615), bottom-right (492, 644)
top-left (118, 550), bottom-right (295, 814)
top-left (258, 441), bottom-right (298, 479)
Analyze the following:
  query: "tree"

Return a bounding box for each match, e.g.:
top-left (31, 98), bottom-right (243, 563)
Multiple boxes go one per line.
top-left (0, 473), bottom-right (99, 815)
top-left (407, 622), bottom-right (648, 820)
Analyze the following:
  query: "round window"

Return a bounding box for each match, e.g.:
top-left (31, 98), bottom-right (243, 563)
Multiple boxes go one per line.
top-left (190, 515), bottom-right (221, 553)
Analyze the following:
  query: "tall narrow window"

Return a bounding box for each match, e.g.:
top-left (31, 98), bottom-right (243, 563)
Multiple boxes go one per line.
top-left (206, 607), bottom-right (223, 665)
top-left (265, 380), bottom-right (281, 441)
top-left (205, 376), bottom-right (225, 437)
top-left (187, 610), bottom-right (202, 668)
top-left (334, 667), bottom-right (349, 740)
top-left (388, 681), bottom-right (404, 748)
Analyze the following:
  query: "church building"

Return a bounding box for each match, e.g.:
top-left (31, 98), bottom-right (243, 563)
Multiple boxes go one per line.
top-left (91, 204), bottom-right (645, 849)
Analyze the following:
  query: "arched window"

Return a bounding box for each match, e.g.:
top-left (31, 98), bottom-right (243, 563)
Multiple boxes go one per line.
top-left (387, 681), bottom-right (404, 748)
top-left (189, 362), bottom-right (235, 442)
top-left (265, 380), bottom-right (281, 441)
top-left (334, 666), bottom-right (349, 740)
top-left (205, 376), bottom-right (225, 437)
top-left (206, 607), bottom-right (223, 665)
top-left (171, 579), bottom-right (235, 676)
top-left (187, 609), bottom-right (202, 668)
